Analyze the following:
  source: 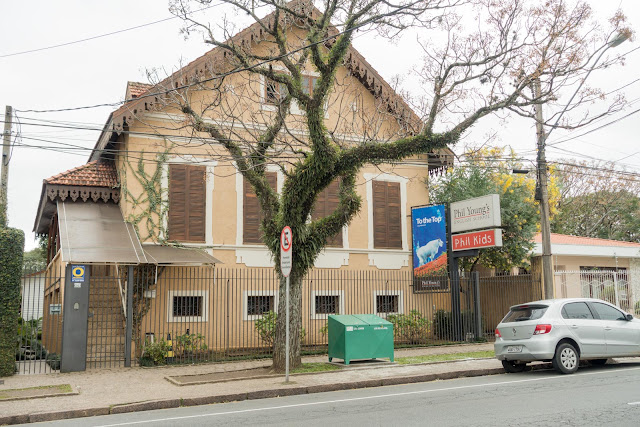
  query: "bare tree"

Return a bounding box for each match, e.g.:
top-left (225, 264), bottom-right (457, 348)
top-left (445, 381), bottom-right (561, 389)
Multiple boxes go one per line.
top-left (126, 0), bottom-right (630, 371)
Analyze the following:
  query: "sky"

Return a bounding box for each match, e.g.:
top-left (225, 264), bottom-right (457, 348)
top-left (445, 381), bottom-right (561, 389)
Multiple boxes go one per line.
top-left (1, 0), bottom-right (639, 251)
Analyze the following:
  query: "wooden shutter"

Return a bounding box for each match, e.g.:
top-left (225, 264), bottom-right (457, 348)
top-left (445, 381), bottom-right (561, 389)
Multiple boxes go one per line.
top-left (372, 180), bottom-right (402, 249)
top-left (311, 180), bottom-right (343, 247)
top-left (243, 172), bottom-right (277, 244)
top-left (169, 164), bottom-right (206, 242)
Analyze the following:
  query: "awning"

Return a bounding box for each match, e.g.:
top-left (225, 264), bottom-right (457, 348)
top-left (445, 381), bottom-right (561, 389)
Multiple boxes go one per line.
top-left (58, 201), bottom-right (147, 264)
top-left (142, 244), bottom-right (222, 266)
top-left (57, 202), bottom-right (222, 266)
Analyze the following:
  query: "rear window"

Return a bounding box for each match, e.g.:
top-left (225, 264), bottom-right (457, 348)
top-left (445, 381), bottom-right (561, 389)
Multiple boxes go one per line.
top-left (502, 305), bottom-right (548, 323)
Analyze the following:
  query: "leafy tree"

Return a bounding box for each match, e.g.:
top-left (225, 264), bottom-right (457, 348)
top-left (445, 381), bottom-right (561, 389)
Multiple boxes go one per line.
top-left (22, 238), bottom-right (47, 272)
top-left (152, 0), bottom-right (629, 371)
top-left (552, 160), bottom-right (640, 242)
top-left (430, 147), bottom-right (560, 271)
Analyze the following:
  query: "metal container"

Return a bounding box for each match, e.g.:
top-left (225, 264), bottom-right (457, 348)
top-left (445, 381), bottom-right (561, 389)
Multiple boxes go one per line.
top-left (328, 314), bottom-right (394, 365)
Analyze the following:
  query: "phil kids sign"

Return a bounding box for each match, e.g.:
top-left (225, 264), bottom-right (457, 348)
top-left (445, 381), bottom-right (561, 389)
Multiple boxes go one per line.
top-left (450, 194), bottom-right (501, 233)
top-left (411, 205), bottom-right (447, 286)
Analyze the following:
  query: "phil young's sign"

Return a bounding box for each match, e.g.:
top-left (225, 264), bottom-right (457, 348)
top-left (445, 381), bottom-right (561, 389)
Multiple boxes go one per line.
top-left (452, 228), bottom-right (503, 251)
top-left (450, 194), bottom-right (501, 233)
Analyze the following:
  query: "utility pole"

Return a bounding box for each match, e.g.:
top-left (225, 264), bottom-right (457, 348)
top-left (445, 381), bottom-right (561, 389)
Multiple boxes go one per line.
top-left (532, 82), bottom-right (554, 300)
top-left (0, 105), bottom-right (13, 228)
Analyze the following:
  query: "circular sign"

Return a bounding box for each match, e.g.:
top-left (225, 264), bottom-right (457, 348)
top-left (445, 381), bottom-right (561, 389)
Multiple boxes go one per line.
top-left (280, 226), bottom-right (292, 252)
top-left (280, 226), bottom-right (293, 277)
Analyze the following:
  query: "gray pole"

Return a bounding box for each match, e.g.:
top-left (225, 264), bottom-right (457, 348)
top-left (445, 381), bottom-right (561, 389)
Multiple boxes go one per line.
top-left (124, 265), bottom-right (134, 367)
top-left (1, 105), bottom-right (13, 228)
top-left (285, 275), bottom-right (290, 382)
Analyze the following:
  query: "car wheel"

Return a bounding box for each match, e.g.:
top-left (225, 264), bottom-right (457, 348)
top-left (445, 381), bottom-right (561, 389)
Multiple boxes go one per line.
top-left (502, 360), bottom-right (527, 373)
top-left (552, 343), bottom-right (579, 374)
top-left (590, 358), bottom-right (608, 366)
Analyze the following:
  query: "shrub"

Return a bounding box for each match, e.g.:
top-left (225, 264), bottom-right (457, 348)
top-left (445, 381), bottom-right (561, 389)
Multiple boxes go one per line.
top-left (46, 353), bottom-right (60, 370)
top-left (139, 339), bottom-right (170, 366)
top-left (388, 310), bottom-right (431, 344)
top-left (254, 311), bottom-right (305, 346)
top-left (433, 309), bottom-right (483, 340)
top-left (0, 228), bottom-right (25, 376)
top-left (174, 332), bottom-right (207, 356)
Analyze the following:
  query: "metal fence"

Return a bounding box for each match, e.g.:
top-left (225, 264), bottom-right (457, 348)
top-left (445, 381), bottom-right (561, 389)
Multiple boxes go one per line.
top-left (18, 265), bottom-right (542, 372)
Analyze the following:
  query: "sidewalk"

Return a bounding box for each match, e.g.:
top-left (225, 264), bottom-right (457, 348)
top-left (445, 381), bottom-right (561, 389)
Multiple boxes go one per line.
top-left (0, 343), bottom-right (503, 424)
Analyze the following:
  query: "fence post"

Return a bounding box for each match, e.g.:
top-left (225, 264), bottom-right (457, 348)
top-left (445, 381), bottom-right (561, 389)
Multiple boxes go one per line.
top-left (124, 265), bottom-right (134, 367)
top-left (472, 271), bottom-right (482, 340)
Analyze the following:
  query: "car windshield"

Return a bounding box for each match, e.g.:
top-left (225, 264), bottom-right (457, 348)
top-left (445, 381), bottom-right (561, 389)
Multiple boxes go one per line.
top-left (502, 305), bottom-right (548, 323)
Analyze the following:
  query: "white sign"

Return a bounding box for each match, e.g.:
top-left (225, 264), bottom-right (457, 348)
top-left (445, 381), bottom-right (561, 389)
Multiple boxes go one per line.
top-left (451, 194), bottom-right (501, 233)
top-left (280, 226), bottom-right (293, 277)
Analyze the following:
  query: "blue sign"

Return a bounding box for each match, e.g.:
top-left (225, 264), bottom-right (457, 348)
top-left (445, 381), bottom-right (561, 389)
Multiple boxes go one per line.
top-left (411, 205), bottom-right (447, 276)
top-left (71, 265), bottom-right (86, 283)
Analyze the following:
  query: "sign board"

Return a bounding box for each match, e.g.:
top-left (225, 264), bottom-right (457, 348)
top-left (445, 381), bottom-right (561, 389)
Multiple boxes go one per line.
top-left (49, 304), bottom-right (62, 315)
top-left (280, 226), bottom-right (293, 277)
top-left (411, 205), bottom-right (448, 290)
top-left (452, 228), bottom-right (503, 251)
top-left (71, 265), bottom-right (86, 284)
top-left (451, 194), bottom-right (501, 233)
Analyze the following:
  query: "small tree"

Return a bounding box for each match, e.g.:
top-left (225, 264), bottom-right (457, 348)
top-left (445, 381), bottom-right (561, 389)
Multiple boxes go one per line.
top-left (430, 147), bottom-right (560, 271)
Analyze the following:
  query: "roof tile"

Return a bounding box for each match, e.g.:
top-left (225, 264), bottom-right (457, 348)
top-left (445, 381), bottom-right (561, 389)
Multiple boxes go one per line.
top-left (534, 232), bottom-right (640, 248)
top-left (45, 161), bottom-right (119, 188)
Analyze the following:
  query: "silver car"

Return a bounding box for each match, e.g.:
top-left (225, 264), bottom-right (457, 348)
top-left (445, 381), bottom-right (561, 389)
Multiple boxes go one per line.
top-left (494, 298), bottom-right (640, 374)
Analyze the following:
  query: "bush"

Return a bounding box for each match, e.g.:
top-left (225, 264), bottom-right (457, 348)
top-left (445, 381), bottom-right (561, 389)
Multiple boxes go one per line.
top-left (174, 333), bottom-right (207, 356)
top-left (388, 310), bottom-right (431, 344)
top-left (254, 311), bottom-right (305, 346)
top-left (139, 339), bottom-right (171, 366)
top-left (46, 353), bottom-right (60, 370)
top-left (433, 309), bottom-right (483, 340)
top-left (0, 228), bottom-right (25, 376)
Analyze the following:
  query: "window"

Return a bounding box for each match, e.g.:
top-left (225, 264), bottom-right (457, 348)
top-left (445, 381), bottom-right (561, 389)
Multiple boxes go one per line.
top-left (301, 76), bottom-right (319, 96)
top-left (173, 295), bottom-right (202, 317)
top-left (243, 173), bottom-right (277, 244)
top-left (311, 291), bottom-right (344, 319)
top-left (168, 164), bottom-right (206, 242)
top-left (243, 291), bottom-right (277, 320)
top-left (167, 291), bottom-right (209, 322)
top-left (376, 295), bottom-right (398, 314)
top-left (265, 79), bottom-right (287, 104)
top-left (562, 302), bottom-right (594, 320)
top-left (311, 179), bottom-right (343, 247)
top-left (502, 305), bottom-right (548, 323)
top-left (247, 295), bottom-right (274, 316)
top-left (372, 180), bottom-right (402, 249)
top-left (591, 302), bottom-right (627, 321)
top-left (373, 291), bottom-right (403, 315)
top-left (315, 295), bottom-right (339, 315)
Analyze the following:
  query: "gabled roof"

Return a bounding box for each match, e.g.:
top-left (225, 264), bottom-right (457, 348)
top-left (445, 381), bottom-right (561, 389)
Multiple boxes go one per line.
top-left (91, 1), bottom-right (453, 168)
top-left (125, 81), bottom-right (153, 100)
top-left (45, 160), bottom-right (119, 188)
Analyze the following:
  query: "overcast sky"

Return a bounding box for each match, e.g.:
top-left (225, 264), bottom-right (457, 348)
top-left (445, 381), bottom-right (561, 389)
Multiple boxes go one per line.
top-left (2, 0), bottom-right (639, 251)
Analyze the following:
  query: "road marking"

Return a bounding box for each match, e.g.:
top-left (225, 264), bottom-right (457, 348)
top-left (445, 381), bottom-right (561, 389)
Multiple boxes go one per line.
top-left (97, 366), bottom-right (640, 427)
top-left (628, 401), bottom-right (640, 405)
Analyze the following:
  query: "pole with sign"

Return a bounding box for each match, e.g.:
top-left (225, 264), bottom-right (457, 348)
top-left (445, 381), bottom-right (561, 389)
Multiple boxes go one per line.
top-left (280, 226), bottom-right (292, 382)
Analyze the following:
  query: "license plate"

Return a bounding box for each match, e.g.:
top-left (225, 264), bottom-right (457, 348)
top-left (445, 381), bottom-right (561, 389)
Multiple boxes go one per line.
top-left (507, 345), bottom-right (523, 353)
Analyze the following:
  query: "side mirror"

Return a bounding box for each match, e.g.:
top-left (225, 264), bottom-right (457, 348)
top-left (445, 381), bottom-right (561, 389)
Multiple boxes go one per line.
top-left (626, 314), bottom-right (634, 321)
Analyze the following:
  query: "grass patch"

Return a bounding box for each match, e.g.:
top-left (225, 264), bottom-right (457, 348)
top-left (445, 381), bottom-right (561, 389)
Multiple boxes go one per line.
top-left (396, 350), bottom-right (495, 365)
top-left (0, 384), bottom-right (73, 400)
top-left (291, 363), bottom-right (343, 374)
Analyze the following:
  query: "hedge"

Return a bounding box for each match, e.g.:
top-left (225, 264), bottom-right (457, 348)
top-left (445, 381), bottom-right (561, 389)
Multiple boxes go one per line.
top-left (0, 227), bottom-right (25, 377)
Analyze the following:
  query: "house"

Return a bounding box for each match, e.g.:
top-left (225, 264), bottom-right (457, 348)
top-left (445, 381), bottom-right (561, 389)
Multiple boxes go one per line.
top-left (532, 233), bottom-right (640, 312)
top-left (32, 3), bottom-right (453, 370)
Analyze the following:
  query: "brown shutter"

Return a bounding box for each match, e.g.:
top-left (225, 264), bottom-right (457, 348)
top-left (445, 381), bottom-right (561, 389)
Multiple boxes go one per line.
top-left (243, 172), bottom-right (277, 244)
top-left (373, 180), bottom-right (402, 249)
top-left (169, 164), bottom-right (206, 242)
top-left (311, 180), bottom-right (343, 247)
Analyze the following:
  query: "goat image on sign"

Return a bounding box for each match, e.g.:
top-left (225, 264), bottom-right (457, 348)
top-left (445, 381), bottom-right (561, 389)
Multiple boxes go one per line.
top-left (415, 238), bottom-right (443, 266)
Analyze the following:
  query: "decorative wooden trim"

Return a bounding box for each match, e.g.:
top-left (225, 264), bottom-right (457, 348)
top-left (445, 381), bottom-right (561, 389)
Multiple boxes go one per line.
top-left (45, 185), bottom-right (120, 203)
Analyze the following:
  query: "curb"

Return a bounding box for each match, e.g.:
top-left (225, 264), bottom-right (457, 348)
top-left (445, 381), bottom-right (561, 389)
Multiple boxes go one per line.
top-left (0, 365), bottom-right (515, 425)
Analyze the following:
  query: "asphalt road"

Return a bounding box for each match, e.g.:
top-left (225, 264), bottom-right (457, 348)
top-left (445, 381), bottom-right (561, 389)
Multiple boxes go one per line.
top-left (31, 363), bottom-right (640, 427)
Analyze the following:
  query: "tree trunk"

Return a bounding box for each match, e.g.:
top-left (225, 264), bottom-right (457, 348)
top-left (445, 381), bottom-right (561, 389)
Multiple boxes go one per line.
top-left (272, 273), bottom-right (303, 372)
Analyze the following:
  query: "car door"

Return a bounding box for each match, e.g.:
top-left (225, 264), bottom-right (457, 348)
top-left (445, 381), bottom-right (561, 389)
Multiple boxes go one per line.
top-left (590, 302), bottom-right (640, 357)
top-left (560, 302), bottom-right (606, 357)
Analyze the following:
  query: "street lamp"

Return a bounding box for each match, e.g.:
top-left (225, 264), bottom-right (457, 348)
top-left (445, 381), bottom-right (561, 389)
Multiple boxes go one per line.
top-left (534, 31), bottom-right (629, 300)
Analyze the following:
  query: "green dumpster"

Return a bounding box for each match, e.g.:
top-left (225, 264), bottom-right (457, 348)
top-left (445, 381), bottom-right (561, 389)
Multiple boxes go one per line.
top-left (328, 314), bottom-right (394, 365)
